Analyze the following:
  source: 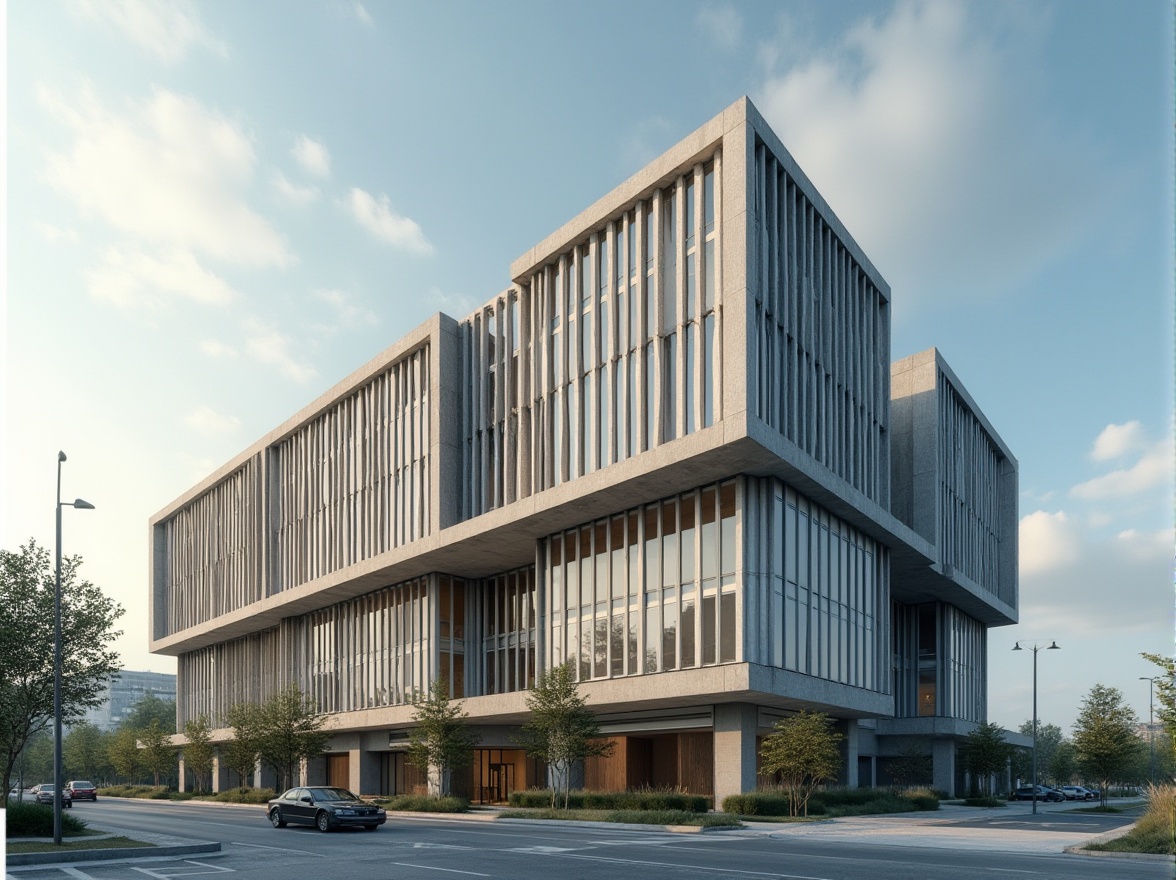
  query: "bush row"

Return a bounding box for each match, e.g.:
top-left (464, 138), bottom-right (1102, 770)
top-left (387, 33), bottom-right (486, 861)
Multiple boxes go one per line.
top-left (370, 794), bottom-right (468, 812)
top-left (498, 807), bottom-right (740, 827)
top-left (97, 785), bottom-right (274, 804)
top-left (6, 801), bottom-right (88, 838)
top-left (721, 787), bottom-right (939, 816)
top-left (507, 789), bottom-right (710, 813)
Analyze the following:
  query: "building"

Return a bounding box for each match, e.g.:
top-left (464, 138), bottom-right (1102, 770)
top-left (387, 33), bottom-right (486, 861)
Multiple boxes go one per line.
top-left (81, 669), bottom-right (177, 732)
top-left (152, 97), bottom-right (1017, 802)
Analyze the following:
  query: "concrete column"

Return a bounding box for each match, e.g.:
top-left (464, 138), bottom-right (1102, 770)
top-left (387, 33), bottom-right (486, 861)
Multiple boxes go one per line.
top-left (255, 761), bottom-right (277, 791)
top-left (350, 749), bottom-right (381, 797)
top-left (932, 739), bottom-right (955, 797)
top-left (211, 750), bottom-right (230, 792)
top-left (713, 703), bottom-right (758, 806)
top-left (177, 756), bottom-right (186, 793)
top-left (842, 720), bottom-right (860, 789)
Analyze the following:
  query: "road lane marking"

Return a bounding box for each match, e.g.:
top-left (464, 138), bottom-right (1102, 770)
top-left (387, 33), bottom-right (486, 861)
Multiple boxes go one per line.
top-left (60, 870), bottom-right (97, 879)
top-left (230, 841), bottom-right (322, 856)
top-left (391, 863), bottom-right (490, 877)
top-left (550, 852), bottom-right (835, 879)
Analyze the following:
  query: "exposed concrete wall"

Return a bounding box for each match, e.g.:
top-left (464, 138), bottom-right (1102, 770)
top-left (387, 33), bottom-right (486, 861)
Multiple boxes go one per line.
top-left (713, 703), bottom-right (758, 806)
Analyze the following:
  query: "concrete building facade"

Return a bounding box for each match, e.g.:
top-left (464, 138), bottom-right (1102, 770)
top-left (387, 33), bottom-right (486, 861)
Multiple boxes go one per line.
top-left (152, 98), bottom-right (1017, 802)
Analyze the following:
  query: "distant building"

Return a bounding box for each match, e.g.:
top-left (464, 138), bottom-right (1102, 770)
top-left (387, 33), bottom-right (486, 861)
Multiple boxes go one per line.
top-left (151, 97), bottom-right (1018, 801)
top-left (81, 669), bottom-right (176, 731)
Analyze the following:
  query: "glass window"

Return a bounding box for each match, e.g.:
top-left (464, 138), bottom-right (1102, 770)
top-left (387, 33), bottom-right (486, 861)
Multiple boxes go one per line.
top-left (627, 513), bottom-right (640, 600)
top-left (700, 487), bottom-right (717, 580)
top-left (644, 507), bottom-right (660, 593)
top-left (701, 593), bottom-right (716, 664)
top-left (702, 314), bottom-right (714, 427)
top-left (662, 190), bottom-right (677, 333)
top-left (685, 323), bottom-right (696, 435)
top-left (611, 612), bottom-right (624, 677)
top-left (663, 333), bottom-right (677, 441)
top-left (595, 522), bottom-right (608, 606)
top-left (662, 589), bottom-right (677, 670)
top-left (644, 594), bottom-right (660, 673)
top-left (719, 591), bottom-right (736, 663)
top-left (661, 501), bottom-right (678, 586)
top-left (680, 589), bottom-right (696, 668)
top-left (610, 516), bottom-right (625, 602)
top-left (579, 528), bottom-right (593, 609)
top-left (680, 494), bottom-right (696, 584)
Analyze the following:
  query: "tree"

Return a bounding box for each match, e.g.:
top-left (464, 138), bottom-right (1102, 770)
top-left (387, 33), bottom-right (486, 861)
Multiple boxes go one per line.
top-left (759, 711), bottom-right (844, 817)
top-left (517, 661), bottom-right (613, 808)
top-left (256, 686), bottom-right (331, 792)
top-left (0, 541), bottom-right (123, 796)
top-left (109, 726), bottom-right (142, 783)
top-left (1048, 739), bottom-right (1077, 787)
top-left (960, 722), bottom-right (1011, 796)
top-left (888, 743), bottom-right (933, 788)
top-left (182, 716), bottom-right (215, 793)
top-left (140, 719), bottom-right (176, 786)
top-left (407, 678), bottom-right (479, 797)
top-left (1013, 720), bottom-right (1063, 786)
top-left (1073, 683), bottom-right (1143, 806)
top-left (223, 702), bottom-right (263, 788)
top-left (1142, 652), bottom-right (1176, 768)
top-left (64, 722), bottom-right (111, 783)
top-left (124, 692), bottom-right (177, 734)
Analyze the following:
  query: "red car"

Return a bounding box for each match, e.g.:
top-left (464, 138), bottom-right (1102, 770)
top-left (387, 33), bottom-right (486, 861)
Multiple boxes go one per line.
top-left (66, 780), bottom-right (98, 801)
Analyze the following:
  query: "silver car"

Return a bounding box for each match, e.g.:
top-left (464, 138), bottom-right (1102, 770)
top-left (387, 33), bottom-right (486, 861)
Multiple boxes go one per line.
top-left (31, 784), bottom-right (72, 807)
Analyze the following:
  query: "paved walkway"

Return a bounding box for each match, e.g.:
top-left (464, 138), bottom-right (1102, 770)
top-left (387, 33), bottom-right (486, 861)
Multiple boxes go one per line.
top-left (725, 798), bottom-right (1148, 855)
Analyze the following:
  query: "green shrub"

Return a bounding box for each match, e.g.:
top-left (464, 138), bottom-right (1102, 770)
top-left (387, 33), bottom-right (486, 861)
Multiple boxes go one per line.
top-left (6, 801), bottom-right (88, 837)
top-left (963, 796), bottom-right (1005, 808)
top-left (371, 795), bottom-right (468, 813)
top-left (498, 807), bottom-right (740, 827)
top-left (722, 788), bottom-right (937, 817)
top-left (507, 789), bottom-right (709, 813)
top-left (205, 787), bottom-right (275, 804)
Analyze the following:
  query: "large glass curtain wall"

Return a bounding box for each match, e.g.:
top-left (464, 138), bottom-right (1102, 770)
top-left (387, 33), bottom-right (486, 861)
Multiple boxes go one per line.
top-left (743, 477), bottom-right (885, 691)
top-left (546, 480), bottom-right (737, 681)
top-left (477, 567), bottom-right (538, 696)
top-left (891, 601), bottom-right (986, 722)
top-left (461, 156), bottom-right (722, 521)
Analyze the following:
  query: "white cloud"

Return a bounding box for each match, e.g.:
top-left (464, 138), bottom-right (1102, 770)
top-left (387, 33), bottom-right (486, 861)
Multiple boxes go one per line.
top-left (753, 0), bottom-right (1108, 305)
top-left (73, 0), bottom-right (227, 64)
top-left (347, 187), bottom-right (432, 254)
top-left (182, 404), bottom-right (241, 437)
top-left (84, 245), bottom-right (235, 307)
top-left (314, 288), bottom-right (378, 329)
top-left (695, 6), bottom-right (742, 50)
top-left (1019, 510), bottom-right (1080, 577)
top-left (199, 339), bottom-right (237, 359)
top-left (36, 222), bottom-right (79, 243)
top-left (42, 85), bottom-right (290, 268)
top-left (244, 320), bottom-right (316, 383)
top-left (272, 171), bottom-right (319, 206)
top-left (354, 3), bottom-right (374, 28)
top-left (1070, 438), bottom-right (1173, 499)
top-left (291, 135), bottom-right (331, 178)
top-left (428, 287), bottom-right (481, 321)
top-left (1090, 420), bottom-right (1146, 461)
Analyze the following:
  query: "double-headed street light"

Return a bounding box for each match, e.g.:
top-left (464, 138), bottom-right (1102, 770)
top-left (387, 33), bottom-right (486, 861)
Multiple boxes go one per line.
top-left (1013, 640), bottom-right (1060, 815)
top-left (1139, 676), bottom-right (1160, 784)
top-left (54, 451), bottom-right (95, 846)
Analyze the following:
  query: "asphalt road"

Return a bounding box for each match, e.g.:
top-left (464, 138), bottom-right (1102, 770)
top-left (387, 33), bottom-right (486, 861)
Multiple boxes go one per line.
top-left (7, 797), bottom-right (1171, 880)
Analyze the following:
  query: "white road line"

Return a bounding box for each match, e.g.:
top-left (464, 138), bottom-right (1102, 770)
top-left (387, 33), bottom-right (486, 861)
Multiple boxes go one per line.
top-left (390, 863), bottom-right (491, 877)
top-left (229, 841), bottom-right (322, 856)
top-left (553, 852), bottom-right (834, 879)
top-left (59, 870), bottom-right (97, 879)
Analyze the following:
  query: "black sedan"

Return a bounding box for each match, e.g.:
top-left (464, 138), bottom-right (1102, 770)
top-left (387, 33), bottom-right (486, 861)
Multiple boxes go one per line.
top-left (267, 787), bottom-right (386, 832)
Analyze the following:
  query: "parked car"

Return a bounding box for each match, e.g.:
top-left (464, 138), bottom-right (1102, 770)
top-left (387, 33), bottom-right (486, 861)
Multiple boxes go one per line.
top-left (1011, 785), bottom-right (1065, 802)
top-left (31, 784), bottom-right (72, 807)
top-left (66, 780), bottom-right (98, 801)
top-left (266, 787), bottom-right (386, 832)
top-left (1059, 785), bottom-right (1096, 801)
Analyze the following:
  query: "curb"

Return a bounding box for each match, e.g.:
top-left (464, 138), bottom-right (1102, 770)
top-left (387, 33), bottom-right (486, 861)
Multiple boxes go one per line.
top-left (7, 842), bottom-right (222, 867)
top-left (1063, 821), bottom-right (1175, 863)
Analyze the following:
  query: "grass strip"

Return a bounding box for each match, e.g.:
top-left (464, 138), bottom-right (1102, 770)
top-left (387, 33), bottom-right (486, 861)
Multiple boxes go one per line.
top-left (7, 836), bottom-right (156, 854)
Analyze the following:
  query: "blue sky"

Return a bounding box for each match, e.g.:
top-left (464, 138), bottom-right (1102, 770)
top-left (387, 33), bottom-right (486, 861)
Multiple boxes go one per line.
top-left (4, 0), bottom-right (1172, 732)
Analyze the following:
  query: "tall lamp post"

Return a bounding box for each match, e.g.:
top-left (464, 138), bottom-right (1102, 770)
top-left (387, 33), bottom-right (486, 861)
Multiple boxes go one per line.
top-left (1139, 676), bottom-right (1159, 784)
top-left (1013, 640), bottom-right (1060, 815)
top-left (54, 451), bottom-right (95, 845)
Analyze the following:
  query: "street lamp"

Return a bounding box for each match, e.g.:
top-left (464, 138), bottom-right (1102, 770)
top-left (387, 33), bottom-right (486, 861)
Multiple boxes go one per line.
top-left (54, 451), bottom-right (95, 846)
top-left (1139, 676), bottom-right (1159, 784)
top-left (1013, 640), bottom-right (1060, 815)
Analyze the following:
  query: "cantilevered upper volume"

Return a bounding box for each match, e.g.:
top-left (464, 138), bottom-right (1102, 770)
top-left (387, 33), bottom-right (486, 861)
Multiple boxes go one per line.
top-left (151, 97), bottom-right (1019, 803)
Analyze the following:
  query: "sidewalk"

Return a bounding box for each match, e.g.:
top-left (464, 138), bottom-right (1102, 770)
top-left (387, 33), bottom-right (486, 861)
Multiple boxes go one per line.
top-left (723, 799), bottom-right (1149, 856)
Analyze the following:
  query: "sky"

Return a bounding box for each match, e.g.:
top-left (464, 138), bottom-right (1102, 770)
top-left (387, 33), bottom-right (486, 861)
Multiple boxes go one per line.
top-left (4, 0), bottom-right (1173, 734)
